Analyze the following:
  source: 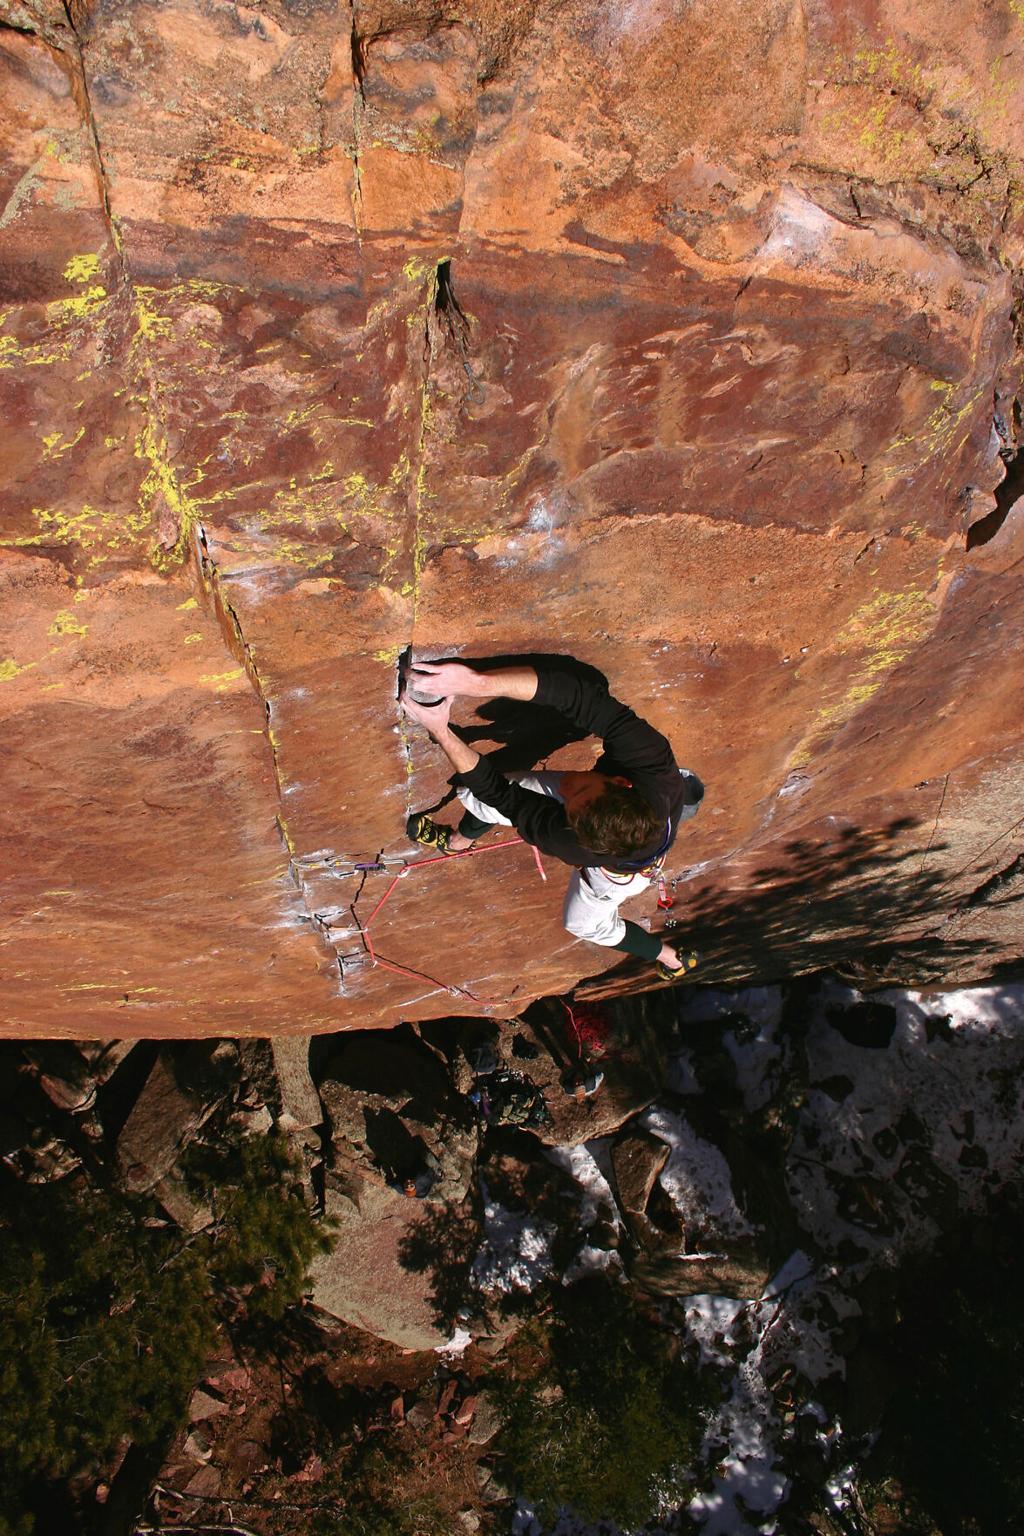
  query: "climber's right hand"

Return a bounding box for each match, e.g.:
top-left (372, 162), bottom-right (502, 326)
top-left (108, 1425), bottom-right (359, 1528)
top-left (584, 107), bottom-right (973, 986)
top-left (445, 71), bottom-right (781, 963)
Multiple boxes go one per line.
top-left (408, 660), bottom-right (484, 698)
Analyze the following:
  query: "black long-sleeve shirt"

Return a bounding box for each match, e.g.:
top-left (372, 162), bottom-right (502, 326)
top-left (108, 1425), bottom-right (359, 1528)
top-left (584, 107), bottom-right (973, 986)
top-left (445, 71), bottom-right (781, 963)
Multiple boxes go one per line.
top-left (454, 662), bottom-right (703, 873)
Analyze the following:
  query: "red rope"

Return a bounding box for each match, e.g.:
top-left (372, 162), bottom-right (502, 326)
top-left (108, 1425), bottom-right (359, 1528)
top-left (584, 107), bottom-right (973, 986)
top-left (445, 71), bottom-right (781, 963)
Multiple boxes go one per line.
top-left (352, 834), bottom-right (545, 1003)
top-left (363, 871), bottom-right (405, 927)
top-left (403, 836), bottom-right (524, 872)
top-left (561, 999), bottom-right (585, 1059)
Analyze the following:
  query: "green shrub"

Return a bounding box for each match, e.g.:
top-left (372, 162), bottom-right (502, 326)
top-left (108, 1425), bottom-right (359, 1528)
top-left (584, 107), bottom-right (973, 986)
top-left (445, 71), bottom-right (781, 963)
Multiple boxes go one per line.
top-left (184, 1129), bottom-right (332, 1321)
top-left (0, 1131), bottom-right (331, 1532)
top-left (493, 1272), bottom-right (714, 1527)
top-left (307, 1438), bottom-right (448, 1536)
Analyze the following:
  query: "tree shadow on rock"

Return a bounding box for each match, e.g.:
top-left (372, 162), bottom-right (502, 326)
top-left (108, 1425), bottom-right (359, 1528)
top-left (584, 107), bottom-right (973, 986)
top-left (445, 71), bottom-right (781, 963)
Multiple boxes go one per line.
top-left (396, 1198), bottom-right (486, 1336)
top-left (363, 1106), bottom-right (434, 1190)
top-left (576, 818), bottom-right (997, 1000)
top-left (396, 1123), bottom-right (581, 1337)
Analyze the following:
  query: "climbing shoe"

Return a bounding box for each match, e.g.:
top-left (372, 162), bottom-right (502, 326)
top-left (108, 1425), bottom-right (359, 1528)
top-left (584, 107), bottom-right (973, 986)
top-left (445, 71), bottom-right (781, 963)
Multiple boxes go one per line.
top-left (406, 812), bottom-right (468, 855)
top-left (655, 948), bottom-right (700, 984)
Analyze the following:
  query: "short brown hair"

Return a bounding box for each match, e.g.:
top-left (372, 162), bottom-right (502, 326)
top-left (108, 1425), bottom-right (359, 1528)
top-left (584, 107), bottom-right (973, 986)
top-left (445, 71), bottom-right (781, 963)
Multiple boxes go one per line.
top-left (569, 786), bottom-right (661, 858)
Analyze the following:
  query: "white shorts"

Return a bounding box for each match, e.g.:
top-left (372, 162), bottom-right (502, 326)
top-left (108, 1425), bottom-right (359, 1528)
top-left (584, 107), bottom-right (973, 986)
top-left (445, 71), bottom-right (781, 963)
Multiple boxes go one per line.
top-left (456, 773), bottom-right (653, 949)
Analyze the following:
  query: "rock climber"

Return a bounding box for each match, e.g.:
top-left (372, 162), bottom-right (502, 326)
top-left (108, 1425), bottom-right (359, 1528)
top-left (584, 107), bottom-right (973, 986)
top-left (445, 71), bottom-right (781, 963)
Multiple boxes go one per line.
top-left (399, 657), bottom-right (703, 982)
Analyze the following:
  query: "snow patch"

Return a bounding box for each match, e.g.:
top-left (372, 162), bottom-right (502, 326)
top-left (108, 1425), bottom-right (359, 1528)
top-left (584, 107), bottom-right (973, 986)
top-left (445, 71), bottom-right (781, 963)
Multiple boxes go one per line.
top-left (638, 1105), bottom-right (751, 1240)
top-left (473, 1183), bottom-right (557, 1296)
top-left (546, 1143), bottom-right (619, 1232)
top-left (435, 1327), bottom-right (473, 1360)
top-left (684, 1294), bottom-right (747, 1367)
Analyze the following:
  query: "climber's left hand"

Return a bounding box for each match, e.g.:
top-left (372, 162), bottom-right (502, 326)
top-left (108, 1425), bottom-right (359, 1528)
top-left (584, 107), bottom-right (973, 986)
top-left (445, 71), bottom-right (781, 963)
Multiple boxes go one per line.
top-left (400, 690), bottom-right (453, 736)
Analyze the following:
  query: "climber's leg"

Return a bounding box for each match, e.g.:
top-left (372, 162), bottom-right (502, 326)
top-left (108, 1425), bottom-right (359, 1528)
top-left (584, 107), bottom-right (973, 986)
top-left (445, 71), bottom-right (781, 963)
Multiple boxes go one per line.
top-left (562, 866), bottom-right (651, 948)
top-left (448, 771), bottom-right (566, 848)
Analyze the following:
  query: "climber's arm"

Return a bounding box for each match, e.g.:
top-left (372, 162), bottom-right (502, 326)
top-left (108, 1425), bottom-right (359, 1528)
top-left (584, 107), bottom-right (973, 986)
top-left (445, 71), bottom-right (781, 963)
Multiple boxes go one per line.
top-left (407, 660), bottom-right (538, 702)
top-left (399, 690), bottom-right (571, 848)
top-left (399, 693), bottom-right (480, 775)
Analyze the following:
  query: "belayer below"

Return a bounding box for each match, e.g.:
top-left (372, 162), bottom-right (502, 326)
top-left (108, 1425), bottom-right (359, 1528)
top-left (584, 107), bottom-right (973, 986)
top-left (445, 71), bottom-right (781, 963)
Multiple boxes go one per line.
top-left (399, 656), bottom-right (704, 982)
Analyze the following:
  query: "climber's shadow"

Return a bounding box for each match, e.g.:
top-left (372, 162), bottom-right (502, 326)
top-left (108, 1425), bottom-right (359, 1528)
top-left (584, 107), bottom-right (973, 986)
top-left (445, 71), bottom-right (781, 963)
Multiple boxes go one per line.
top-left (573, 815), bottom-right (1003, 1000)
top-left (445, 652), bottom-right (607, 772)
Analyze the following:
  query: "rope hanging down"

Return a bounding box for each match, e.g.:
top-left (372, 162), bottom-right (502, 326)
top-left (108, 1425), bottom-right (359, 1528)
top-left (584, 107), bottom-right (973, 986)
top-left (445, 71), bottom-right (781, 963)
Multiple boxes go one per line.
top-left (350, 836), bottom-right (547, 1003)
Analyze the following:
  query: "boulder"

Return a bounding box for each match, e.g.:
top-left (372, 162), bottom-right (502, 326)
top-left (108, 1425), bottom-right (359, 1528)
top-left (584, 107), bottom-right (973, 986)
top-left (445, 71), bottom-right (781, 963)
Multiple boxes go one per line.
top-left (23, 1043), bottom-right (97, 1113)
top-left (319, 1027), bottom-right (478, 1202)
top-left (116, 1052), bottom-right (220, 1194)
top-left (308, 1181), bottom-right (458, 1351)
top-left (187, 1389), bottom-right (228, 1424)
top-left (230, 1104), bottom-right (274, 1138)
top-left (826, 1002), bottom-right (898, 1050)
top-left (153, 1171), bottom-right (213, 1233)
top-left (183, 1465), bottom-right (221, 1498)
top-left (271, 1037), bottom-right (323, 1137)
top-left (631, 1247), bottom-right (773, 1299)
top-left (466, 1391), bottom-right (504, 1446)
top-left (20, 1133), bottom-right (81, 1183)
top-left (318, 1029), bottom-right (452, 1116)
top-left (610, 1127), bottom-right (671, 1219)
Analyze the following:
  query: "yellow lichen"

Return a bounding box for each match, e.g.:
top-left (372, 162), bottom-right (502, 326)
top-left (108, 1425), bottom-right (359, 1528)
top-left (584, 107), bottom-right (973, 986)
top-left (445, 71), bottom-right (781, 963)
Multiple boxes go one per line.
top-left (285, 401), bottom-right (322, 428)
top-left (787, 587), bottom-right (937, 771)
top-left (26, 504), bottom-right (107, 553)
top-left (271, 537), bottom-right (332, 569)
top-left (0, 329), bottom-right (70, 371)
top-left (135, 421), bottom-right (202, 569)
top-left (0, 658), bottom-right (35, 681)
top-left (41, 427), bottom-right (84, 462)
top-left (47, 286), bottom-right (108, 323)
top-left (183, 632), bottom-right (203, 644)
top-left (198, 668), bottom-right (246, 690)
top-left (177, 596), bottom-right (199, 611)
top-left (48, 610), bottom-right (87, 639)
top-left (834, 589), bottom-right (935, 674)
top-left (62, 254), bottom-right (101, 284)
top-left (132, 287), bottom-right (172, 347)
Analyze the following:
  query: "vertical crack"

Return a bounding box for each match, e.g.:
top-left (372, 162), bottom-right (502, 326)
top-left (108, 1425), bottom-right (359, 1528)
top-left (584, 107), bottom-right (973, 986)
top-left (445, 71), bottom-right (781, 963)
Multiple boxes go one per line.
top-left (191, 524), bottom-right (347, 983)
top-left (410, 261), bottom-right (440, 623)
top-left (395, 260), bottom-right (449, 815)
top-left (348, 0), bottom-right (364, 234)
top-left (395, 644), bottom-right (416, 810)
top-left (400, 259), bottom-right (482, 805)
top-left (60, 0), bottom-right (202, 572)
top-left (966, 394), bottom-right (1024, 550)
top-left (57, 5), bottom-right (348, 990)
top-left (435, 258), bottom-right (484, 403)
top-left (59, 1), bottom-right (125, 270)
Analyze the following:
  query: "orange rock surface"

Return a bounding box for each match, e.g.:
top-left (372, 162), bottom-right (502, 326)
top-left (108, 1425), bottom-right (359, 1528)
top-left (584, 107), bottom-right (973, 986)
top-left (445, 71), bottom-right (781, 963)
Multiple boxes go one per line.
top-left (2, 0), bottom-right (1023, 1035)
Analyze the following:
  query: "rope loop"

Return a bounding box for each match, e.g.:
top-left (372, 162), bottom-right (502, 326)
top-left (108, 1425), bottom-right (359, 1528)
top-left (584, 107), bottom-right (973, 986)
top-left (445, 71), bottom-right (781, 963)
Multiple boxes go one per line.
top-left (351, 834), bottom-right (544, 1004)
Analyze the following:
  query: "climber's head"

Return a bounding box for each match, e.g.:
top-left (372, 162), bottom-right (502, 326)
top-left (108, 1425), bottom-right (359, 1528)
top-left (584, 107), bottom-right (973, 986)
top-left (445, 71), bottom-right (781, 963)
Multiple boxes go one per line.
top-left (560, 771), bottom-right (661, 857)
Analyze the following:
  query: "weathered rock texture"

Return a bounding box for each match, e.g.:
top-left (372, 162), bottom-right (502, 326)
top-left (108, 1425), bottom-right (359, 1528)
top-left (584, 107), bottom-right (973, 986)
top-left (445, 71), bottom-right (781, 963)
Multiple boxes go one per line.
top-left (2, 0), bottom-right (1023, 1034)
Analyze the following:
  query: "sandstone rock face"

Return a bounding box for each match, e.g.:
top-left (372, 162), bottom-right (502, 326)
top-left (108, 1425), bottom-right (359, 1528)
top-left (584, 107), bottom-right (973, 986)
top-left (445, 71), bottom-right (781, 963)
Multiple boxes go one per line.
top-left (2, 0), bottom-right (1023, 1034)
